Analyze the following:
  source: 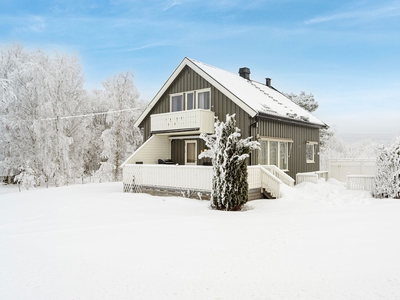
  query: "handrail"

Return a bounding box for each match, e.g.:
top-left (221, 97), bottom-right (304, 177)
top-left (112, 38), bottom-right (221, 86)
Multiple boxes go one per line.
top-left (260, 167), bottom-right (282, 198)
top-left (262, 165), bottom-right (295, 187)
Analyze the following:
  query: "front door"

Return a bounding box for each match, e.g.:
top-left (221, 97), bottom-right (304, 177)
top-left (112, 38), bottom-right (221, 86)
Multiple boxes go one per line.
top-left (185, 140), bottom-right (197, 165)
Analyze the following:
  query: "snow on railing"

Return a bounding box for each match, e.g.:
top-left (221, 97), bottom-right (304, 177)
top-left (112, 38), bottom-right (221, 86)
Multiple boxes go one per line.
top-left (263, 165), bottom-right (295, 187)
top-left (260, 167), bottom-right (282, 198)
top-left (346, 175), bottom-right (375, 191)
top-left (296, 171), bottom-right (328, 185)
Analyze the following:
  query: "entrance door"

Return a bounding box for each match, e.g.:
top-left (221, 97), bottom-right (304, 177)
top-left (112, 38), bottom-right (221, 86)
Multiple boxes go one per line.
top-left (185, 140), bottom-right (197, 165)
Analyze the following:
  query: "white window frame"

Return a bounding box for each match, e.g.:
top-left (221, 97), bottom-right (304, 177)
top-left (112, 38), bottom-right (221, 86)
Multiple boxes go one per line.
top-left (170, 93), bottom-right (184, 112)
top-left (306, 141), bottom-right (318, 163)
top-left (185, 140), bottom-right (197, 165)
top-left (185, 91), bottom-right (195, 110)
top-left (197, 88), bottom-right (211, 110)
top-left (258, 137), bottom-right (293, 171)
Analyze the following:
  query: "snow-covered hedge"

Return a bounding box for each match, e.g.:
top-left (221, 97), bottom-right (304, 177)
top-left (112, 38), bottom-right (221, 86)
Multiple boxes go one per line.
top-left (373, 140), bottom-right (400, 199)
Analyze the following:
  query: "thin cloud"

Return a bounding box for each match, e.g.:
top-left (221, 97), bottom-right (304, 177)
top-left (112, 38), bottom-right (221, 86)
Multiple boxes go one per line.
top-left (305, 1), bottom-right (400, 24)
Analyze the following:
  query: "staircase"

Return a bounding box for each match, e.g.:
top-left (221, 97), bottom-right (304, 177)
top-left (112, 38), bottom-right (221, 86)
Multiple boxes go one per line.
top-left (259, 165), bottom-right (295, 199)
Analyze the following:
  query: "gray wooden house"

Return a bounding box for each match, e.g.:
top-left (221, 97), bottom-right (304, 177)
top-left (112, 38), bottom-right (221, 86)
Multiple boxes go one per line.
top-left (122, 57), bottom-right (327, 198)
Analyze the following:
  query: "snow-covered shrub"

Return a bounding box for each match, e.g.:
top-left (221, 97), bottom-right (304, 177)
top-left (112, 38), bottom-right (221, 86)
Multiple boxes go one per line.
top-left (14, 166), bottom-right (36, 190)
top-left (373, 141), bottom-right (400, 199)
top-left (199, 114), bottom-right (259, 211)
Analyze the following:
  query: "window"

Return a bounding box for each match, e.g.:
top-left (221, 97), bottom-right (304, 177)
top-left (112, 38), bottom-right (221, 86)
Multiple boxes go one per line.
top-left (258, 138), bottom-right (292, 170)
top-left (306, 142), bottom-right (318, 163)
top-left (186, 92), bottom-right (194, 110)
top-left (185, 140), bottom-right (197, 165)
top-left (198, 89), bottom-right (210, 109)
top-left (171, 94), bottom-right (183, 112)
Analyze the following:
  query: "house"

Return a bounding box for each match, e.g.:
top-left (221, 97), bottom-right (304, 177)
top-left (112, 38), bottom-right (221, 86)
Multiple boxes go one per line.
top-left (121, 57), bottom-right (327, 198)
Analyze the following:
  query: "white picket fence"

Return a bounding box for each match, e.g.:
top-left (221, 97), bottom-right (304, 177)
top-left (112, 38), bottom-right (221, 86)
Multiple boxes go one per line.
top-left (346, 175), bottom-right (375, 191)
top-left (123, 164), bottom-right (290, 198)
top-left (296, 171), bottom-right (329, 185)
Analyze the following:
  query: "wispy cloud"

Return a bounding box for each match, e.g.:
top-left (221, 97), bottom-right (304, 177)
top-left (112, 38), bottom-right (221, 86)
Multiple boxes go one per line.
top-left (305, 1), bottom-right (400, 24)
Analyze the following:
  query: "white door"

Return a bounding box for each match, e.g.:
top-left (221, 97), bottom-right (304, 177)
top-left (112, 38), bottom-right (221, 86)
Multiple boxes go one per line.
top-left (185, 140), bottom-right (197, 165)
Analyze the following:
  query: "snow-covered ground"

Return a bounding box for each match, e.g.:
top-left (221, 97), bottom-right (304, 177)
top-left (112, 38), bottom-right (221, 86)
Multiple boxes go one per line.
top-left (1, 180), bottom-right (400, 300)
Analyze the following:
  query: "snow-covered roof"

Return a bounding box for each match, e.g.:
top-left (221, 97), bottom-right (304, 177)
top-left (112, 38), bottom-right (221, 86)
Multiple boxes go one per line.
top-left (135, 57), bottom-right (327, 128)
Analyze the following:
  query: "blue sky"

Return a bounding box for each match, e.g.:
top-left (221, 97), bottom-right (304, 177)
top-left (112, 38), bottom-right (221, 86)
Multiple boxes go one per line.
top-left (1, 0), bottom-right (400, 143)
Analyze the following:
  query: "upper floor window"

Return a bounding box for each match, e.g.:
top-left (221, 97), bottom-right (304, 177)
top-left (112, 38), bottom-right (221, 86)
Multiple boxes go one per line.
top-left (170, 89), bottom-right (211, 112)
top-left (198, 89), bottom-right (210, 109)
top-left (171, 94), bottom-right (183, 112)
top-left (186, 92), bottom-right (194, 110)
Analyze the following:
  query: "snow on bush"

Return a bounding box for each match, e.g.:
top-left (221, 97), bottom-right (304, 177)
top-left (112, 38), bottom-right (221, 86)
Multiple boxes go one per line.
top-left (199, 114), bottom-right (259, 211)
top-left (373, 140), bottom-right (400, 199)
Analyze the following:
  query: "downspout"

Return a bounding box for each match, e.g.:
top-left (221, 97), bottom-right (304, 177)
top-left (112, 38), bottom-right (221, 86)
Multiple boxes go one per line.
top-left (249, 115), bottom-right (259, 165)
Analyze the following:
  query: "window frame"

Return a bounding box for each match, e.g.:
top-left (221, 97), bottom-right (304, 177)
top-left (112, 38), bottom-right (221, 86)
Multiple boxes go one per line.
top-left (170, 93), bottom-right (184, 112)
top-left (258, 137), bottom-right (292, 171)
top-left (306, 141), bottom-right (318, 163)
top-left (185, 91), bottom-right (195, 110)
top-left (185, 140), bottom-right (198, 165)
top-left (197, 88), bottom-right (211, 110)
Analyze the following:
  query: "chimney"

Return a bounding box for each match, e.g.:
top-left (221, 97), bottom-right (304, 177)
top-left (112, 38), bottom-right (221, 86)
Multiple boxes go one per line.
top-left (265, 78), bottom-right (271, 87)
top-left (239, 67), bottom-right (250, 80)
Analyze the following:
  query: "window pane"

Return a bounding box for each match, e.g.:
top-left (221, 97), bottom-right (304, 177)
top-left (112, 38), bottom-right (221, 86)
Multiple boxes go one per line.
top-left (198, 91), bottom-right (210, 109)
top-left (186, 93), bottom-right (194, 110)
top-left (279, 142), bottom-right (288, 170)
top-left (270, 141), bottom-right (278, 166)
top-left (187, 143), bottom-right (196, 163)
top-left (172, 95), bottom-right (183, 112)
top-left (306, 143), bottom-right (314, 162)
top-left (258, 140), bottom-right (268, 165)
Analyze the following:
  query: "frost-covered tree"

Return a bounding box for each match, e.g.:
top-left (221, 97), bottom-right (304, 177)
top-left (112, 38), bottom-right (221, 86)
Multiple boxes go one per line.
top-left (96, 72), bottom-right (143, 182)
top-left (284, 91), bottom-right (319, 113)
top-left (199, 114), bottom-right (260, 211)
top-left (373, 140), bottom-right (400, 199)
top-left (0, 45), bottom-right (88, 187)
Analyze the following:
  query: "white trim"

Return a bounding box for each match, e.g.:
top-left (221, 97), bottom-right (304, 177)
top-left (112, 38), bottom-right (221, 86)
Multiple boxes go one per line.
top-left (185, 140), bottom-right (198, 165)
top-left (258, 138), bottom-right (290, 171)
top-left (196, 88), bottom-right (211, 110)
top-left (185, 91), bottom-right (195, 110)
top-left (170, 92), bottom-right (184, 112)
top-left (306, 141), bottom-right (318, 163)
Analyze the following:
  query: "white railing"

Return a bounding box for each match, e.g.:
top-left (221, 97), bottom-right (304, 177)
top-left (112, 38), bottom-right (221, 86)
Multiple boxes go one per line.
top-left (151, 109), bottom-right (215, 134)
top-left (263, 165), bottom-right (295, 187)
top-left (260, 167), bottom-right (282, 198)
top-left (123, 164), bottom-right (289, 198)
top-left (296, 171), bottom-right (329, 185)
top-left (123, 164), bottom-right (213, 192)
top-left (346, 175), bottom-right (375, 191)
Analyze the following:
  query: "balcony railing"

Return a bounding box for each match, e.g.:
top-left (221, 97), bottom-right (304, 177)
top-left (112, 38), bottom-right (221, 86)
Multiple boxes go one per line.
top-left (151, 109), bottom-right (215, 134)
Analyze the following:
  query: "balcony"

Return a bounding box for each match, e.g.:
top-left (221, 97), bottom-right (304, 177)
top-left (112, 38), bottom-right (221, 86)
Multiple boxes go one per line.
top-left (150, 109), bottom-right (215, 135)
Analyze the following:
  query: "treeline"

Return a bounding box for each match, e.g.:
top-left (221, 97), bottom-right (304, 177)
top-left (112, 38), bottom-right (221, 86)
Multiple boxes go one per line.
top-left (0, 44), bottom-right (144, 188)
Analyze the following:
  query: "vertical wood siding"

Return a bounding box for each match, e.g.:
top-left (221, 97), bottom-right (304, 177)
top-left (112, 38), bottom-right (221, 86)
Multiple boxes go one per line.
top-left (140, 65), bottom-right (321, 178)
top-left (255, 118), bottom-right (320, 179)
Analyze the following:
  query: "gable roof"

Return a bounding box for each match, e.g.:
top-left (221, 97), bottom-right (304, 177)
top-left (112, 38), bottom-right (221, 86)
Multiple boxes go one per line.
top-left (135, 57), bottom-right (327, 128)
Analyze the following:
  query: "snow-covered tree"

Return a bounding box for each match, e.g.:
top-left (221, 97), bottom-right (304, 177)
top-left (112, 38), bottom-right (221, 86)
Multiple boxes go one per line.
top-left (96, 72), bottom-right (143, 182)
top-left (373, 140), bottom-right (400, 199)
top-left (199, 114), bottom-right (260, 211)
top-left (284, 91), bottom-right (319, 113)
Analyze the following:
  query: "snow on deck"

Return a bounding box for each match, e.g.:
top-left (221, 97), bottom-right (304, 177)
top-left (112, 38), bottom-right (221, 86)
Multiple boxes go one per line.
top-left (1, 181), bottom-right (399, 300)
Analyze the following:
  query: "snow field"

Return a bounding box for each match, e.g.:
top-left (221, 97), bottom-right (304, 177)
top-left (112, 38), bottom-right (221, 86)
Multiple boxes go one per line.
top-left (1, 181), bottom-right (400, 299)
